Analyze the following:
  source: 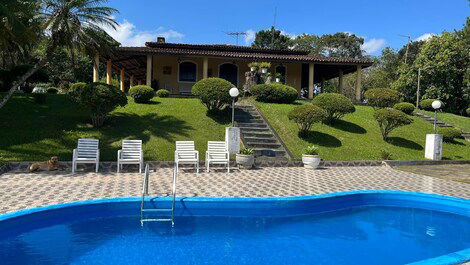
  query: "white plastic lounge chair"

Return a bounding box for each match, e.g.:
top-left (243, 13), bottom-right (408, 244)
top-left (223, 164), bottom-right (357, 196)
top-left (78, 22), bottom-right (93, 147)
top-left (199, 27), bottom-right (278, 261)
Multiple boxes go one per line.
top-left (205, 141), bottom-right (230, 173)
top-left (175, 141), bottom-right (199, 173)
top-left (117, 140), bottom-right (143, 173)
top-left (72, 138), bottom-right (99, 173)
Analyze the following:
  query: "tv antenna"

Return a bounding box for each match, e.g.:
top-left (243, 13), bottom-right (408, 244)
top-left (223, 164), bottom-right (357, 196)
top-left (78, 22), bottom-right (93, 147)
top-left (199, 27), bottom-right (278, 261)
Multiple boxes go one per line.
top-left (225, 32), bottom-right (247, 45)
top-left (399, 34), bottom-right (412, 64)
top-left (271, 6), bottom-right (277, 48)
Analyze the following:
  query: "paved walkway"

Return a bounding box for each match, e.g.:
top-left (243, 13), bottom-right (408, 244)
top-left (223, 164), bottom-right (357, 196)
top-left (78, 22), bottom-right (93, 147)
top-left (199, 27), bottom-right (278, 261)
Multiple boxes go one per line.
top-left (393, 164), bottom-right (470, 184)
top-left (1, 165), bottom-right (469, 214)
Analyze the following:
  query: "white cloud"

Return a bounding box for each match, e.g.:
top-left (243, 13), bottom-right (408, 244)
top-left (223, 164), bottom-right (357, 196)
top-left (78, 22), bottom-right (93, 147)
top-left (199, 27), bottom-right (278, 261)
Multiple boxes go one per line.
top-left (415, 33), bottom-right (436, 42)
top-left (103, 20), bottom-right (184, 46)
top-left (280, 30), bottom-right (298, 39)
top-left (361, 38), bottom-right (386, 55)
top-left (244, 29), bottom-right (256, 44)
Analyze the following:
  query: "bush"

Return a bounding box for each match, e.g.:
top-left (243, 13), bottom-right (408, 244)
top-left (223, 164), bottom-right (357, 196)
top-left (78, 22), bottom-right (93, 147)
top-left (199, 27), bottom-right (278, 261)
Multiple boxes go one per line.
top-left (379, 149), bottom-right (393, 160)
top-left (393, 102), bottom-right (415, 115)
top-left (438, 128), bottom-right (462, 142)
top-left (303, 145), bottom-right (319, 155)
top-left (32, 93), bottom-right (46, 104)
top-left (311, 93), bottom-right (355, 123)
top-left (47, 87), bottom-right (59, 94)
top-left (156, 89), bottom-right (170, 98)
top-left (374, 108), bottom-right (413, 140)
top-left (420, 99), bottom-right (445, 111)
top-left (69, 82), bottom-right (86, 95)
top-left (466, 107), bottom-right (470, 116)
top-left (129, 85), bottom-right (155, 103)
top-left (288, 105), bottom-right (327, 133)
top-left (364, 88), bottom-right (401, 108)
top-left (192, 78), bottom-right (234, 112)
top-left (250, 83), bottom-right (298, 104)
top-left (69, 82), bottom-right (128, 127)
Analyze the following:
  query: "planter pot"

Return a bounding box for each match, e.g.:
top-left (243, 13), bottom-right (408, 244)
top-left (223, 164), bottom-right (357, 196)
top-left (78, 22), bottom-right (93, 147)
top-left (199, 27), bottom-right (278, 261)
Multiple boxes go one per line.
top-left (236, 154), bottom-right (254, 169)
top-left (250, 67), bottom-right (257, 72)
top-left (302, 154), bottom-right (321, 169)
top-left (261, 68), bottom-right (268, 74)
top-left (275, 78), bottom-right (281, 83)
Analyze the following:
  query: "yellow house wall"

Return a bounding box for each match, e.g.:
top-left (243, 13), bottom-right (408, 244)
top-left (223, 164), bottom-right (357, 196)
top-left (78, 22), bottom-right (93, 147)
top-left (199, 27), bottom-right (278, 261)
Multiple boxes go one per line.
top-left (152, 55), bottom-right (303, 94)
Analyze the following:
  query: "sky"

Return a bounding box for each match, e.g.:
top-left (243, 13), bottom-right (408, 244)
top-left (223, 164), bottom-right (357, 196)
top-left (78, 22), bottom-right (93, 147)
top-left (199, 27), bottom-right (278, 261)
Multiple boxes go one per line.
top-left (104, 0), bottom-right (469, 56)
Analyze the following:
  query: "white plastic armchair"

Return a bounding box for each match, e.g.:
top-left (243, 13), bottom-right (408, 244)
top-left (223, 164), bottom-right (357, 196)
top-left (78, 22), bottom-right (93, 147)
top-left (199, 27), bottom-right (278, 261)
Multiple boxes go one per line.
top-left (174, 141), bottom-right (199, 173)
top-left (72, 138), bottom-right (100, 173)
top-left (205, 141), bottom-right (230, 173)
top-left (117, 140), bottom-right (143, 173)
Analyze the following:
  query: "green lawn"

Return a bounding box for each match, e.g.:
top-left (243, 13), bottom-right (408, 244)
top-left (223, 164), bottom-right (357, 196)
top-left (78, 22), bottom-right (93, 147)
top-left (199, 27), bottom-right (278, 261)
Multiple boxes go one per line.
top-left (0, 94), bottom-right (229, 162)
top-left (255, 101), bottom-right (470, 160)
top-left (418, 110), bottom-right (470, 132)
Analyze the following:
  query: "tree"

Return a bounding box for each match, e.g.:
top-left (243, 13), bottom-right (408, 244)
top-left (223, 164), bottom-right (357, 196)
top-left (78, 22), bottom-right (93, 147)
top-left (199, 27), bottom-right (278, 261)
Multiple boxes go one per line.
top-left (251, 26), bottom-right (292, 50)
top-left (320, 32), bottom-right (364, 58)
top-left (397, 40), bottom-right (425, 66)
top-left (0, 0), bottom-right (118, 109)
top-left (374, 108), bottom-right (413, 140)
top-left (292, 34), bottom-right (323, 54)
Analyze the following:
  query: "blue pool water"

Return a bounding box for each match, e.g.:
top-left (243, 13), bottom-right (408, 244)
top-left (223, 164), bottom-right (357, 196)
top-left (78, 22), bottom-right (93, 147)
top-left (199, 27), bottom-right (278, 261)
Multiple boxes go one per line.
top-left (0, 192), bottom-right (469, 265)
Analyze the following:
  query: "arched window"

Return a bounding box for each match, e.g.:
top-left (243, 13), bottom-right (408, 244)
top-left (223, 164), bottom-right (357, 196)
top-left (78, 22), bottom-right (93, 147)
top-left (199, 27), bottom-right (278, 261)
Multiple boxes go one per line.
top-left (275, 65), bottom-right (287, 84)
top-left (219, 63), bottom-right (238, 86)
top-left (178, 61), bottom-right (197, 82)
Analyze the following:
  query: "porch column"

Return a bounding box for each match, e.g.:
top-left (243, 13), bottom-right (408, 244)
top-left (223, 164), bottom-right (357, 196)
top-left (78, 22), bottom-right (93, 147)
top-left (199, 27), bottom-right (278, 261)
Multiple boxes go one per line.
top-left (93, 54), bottom-right (99, 82)
top-left (321, 77), bottom-right (325, 93)
top-left (338, 69), bottom-right (344, 93)
top-left (308, 63), bottom-right (314, 99)
top-left (203, 57), bottom-right (208, 79)
top-left (355, 65), bottom-right (362, 102)
top-left (146, 55), bottom-right (152, 87)
top-left (130, 75), bottom-right (134, 88)
top-left (120, 68), bottom-right (125, 92)
top-left (106, 59), bottom-right (112, 85)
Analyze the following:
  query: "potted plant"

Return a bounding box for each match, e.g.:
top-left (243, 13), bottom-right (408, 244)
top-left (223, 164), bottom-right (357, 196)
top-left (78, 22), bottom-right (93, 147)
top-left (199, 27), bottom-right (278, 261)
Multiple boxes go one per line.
top-left (248, 62), bottom-right (259, 72)
top-left (259, 62), bottom-right (271, 74)
top-left (236, 148), bottom-right (255, 169)
top-left (275, 73), bottom-right (282, 83)
top-left (302, 145), bottom-right (321, 169)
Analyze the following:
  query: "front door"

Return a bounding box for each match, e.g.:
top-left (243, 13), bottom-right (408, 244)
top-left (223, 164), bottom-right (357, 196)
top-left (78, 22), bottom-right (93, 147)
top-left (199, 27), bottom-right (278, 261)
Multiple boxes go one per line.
top-left (219, 63), bottom-right (238, 87)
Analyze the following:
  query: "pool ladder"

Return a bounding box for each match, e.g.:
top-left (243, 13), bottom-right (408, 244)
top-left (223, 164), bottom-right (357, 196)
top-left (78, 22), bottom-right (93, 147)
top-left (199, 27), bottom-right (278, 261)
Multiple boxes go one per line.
top-left (140, 164), bottom-right (177, 227)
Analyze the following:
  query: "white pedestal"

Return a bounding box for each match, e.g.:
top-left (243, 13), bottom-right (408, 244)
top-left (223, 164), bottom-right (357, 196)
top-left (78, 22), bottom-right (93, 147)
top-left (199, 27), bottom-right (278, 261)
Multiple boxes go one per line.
top-left (225, 127), bottom-right (240, 155)
top-left (425, 134), bottom-right (443, 160)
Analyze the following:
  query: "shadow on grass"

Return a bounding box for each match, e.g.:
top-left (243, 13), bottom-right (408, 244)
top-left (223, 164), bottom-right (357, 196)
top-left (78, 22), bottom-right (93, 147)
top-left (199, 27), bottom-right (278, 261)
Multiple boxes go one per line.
top-left (330, 120), bottom-right (367, 134)
top-left (443, 139), bottom-right (465, 145)
top-left (386, 137), bottom-right (423, 150)
top-left (206, 108), bottom-right (231, 125)
top-left (299, 131), bottom-right (342, 147)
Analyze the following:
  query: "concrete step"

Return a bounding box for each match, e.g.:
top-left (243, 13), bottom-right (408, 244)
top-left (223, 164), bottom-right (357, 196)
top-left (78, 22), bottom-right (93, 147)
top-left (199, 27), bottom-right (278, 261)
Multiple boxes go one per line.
top-left (252, 148), bottom-right (287, 157)
top-left (236, 122), bottom-right (268, 128)
top-left (243, 137), bottom-right (278, 143)
top-left (235, 117), bottom-right (264, 123)
top-left (241, 132), bottom-right (274, 138)
top-left (239, 127), bottom-right (270, 132)
top-left (245, 141), bottom-right (282, 148)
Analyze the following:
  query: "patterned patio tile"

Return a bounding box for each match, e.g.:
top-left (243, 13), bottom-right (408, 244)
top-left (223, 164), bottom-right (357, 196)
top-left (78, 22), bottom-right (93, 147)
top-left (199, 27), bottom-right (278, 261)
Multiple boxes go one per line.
top-left (0, 166), bottom-right (469, 214)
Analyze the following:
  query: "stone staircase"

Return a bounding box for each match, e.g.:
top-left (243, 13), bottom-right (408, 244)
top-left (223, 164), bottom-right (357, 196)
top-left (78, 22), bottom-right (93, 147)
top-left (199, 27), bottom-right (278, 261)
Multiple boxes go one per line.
top-left (235, 104), bottom-right (291, 160)
top-left (414, 111), bottom-right (470, 141)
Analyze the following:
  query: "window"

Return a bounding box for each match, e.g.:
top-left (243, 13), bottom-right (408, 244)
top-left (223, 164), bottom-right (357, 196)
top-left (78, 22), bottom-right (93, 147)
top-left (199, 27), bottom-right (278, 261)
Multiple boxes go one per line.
top-left (275, 65), bottom-right (287, 84)
top-left (179, 61), bottom-right (197, 82)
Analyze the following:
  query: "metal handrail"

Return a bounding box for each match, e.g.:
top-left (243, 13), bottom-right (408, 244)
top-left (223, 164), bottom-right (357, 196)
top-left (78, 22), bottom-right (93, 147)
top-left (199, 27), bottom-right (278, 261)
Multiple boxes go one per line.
top-left (140, 164), bottom-right (150, 226)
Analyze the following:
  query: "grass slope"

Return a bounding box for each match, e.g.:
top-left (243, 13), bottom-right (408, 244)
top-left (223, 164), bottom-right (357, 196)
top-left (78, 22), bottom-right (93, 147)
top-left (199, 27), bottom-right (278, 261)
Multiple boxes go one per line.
top-left (0, 94), bottom-right (229, 162)
top-left (418, 110), bottom-right (470, 132)
top-left (255, 101), bottom-right (470, 161)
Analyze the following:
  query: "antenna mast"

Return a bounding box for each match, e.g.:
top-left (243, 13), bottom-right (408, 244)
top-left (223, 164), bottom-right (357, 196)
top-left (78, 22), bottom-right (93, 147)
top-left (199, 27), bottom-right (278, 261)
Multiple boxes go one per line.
top-left (399, 34), bottom-right (412, 64)
top-left (225, 32), bottom-right (247, 45)
top-left (271, 7), bottom-right (277, 48)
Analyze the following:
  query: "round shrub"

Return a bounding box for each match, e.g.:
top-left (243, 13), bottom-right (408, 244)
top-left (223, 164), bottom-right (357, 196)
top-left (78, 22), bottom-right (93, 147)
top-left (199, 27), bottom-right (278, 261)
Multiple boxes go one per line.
top-left (129, 85), bottom-right (155, 103)
top-left (288, 105), bottom-right (327, 134)
top-left (192, 77), bottom-right (233, 112)
top-left (69, 82), bottom-right (86, 95)
top-left (69, 82), bottom-right (128, 127)
top-left (438, 128), bottom-right (462, 142)
top-left (364, 88), bottom-right (401, 108)
top-left (311, 93), bottom-right (355, 123)
top-left (465, 107), bottom-right (470, 116)
top-left (374, 108), bottom-right (413, 140)
top-left (156, 89), bottom-right (170, 98)
top-left (250, 83), bottom-right (298, 104)
top-left (393, 102), bottom-right (415, 115)
top-left (47, 87), bottom-right (59, 94)
top-left (32, 93), bottom-right (46, 104)
top-left (420, 99), bottom-right (445, 111)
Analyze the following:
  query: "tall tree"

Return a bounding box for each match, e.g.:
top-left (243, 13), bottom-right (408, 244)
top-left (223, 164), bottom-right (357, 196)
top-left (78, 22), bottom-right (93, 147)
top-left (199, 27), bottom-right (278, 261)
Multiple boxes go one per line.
top-left (0, 0), bottom-right (118, 109)
top-left (292, 34), bottom-right (323, 54)
top-left (320, 32), bottom-right (364, 58)
top-left (251, 26), bottom-right (292, 50)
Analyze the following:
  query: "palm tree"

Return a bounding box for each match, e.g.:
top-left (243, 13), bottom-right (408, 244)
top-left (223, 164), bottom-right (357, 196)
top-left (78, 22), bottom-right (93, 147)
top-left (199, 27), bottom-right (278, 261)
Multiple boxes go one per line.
top-left (0, 0), bottom-right (118, 109)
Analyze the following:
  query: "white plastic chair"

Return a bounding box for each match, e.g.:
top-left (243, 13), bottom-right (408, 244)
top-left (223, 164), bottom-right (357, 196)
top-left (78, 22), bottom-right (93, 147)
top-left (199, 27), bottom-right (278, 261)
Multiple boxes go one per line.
top-left (72, 138), bottom-right (99, 173)
top-left (117, 140), bottom-right (143, 173)
top-left (175, 141), bottom-right (199, 173)
top-left (205, 141), bottom-right (230, 173)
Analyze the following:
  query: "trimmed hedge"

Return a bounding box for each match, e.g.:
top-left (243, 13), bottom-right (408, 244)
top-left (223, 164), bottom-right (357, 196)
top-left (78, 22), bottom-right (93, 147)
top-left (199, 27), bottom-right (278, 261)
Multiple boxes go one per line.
top-left (192, 78), bottom-right (234, 112)
top-left (129, 85), bottom-right (155, 103)
top-left (47, 87), bottom-right (59, 94)
top-left (156, 89), bottom-right (170, 98)
top-left (311, 93), bottom-right (355, 123)
top-left (466, 107), bottom-right (470, 116)
top-left (374, 108), bottom-right (413, 140)
top-left (288, 105), bottom-right (327, 134)
top-left (393, 102), bottom-right (415, 115)
top-left (364, 88), bottom-right (401, 108)
top-left (438, 128), bottom-right (462, 142)
top-left (420, 99), bottom-right (444, 111)
top-left (250, 83), bottom-right (298, 104)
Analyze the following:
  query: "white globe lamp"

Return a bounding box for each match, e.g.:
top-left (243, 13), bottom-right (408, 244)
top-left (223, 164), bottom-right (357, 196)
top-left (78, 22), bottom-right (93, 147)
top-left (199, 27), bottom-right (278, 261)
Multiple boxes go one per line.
top-left (229, 87), bottom-right (239, 126)
top-left (432, 100), bottom-right (442, 110)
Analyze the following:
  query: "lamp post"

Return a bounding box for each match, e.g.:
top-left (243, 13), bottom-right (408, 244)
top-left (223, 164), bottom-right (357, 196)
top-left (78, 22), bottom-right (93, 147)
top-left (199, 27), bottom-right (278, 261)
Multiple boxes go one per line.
top-left (432, 100), bottom-right (442, 134)
top-left (229, 87), bottom-right (239, 127)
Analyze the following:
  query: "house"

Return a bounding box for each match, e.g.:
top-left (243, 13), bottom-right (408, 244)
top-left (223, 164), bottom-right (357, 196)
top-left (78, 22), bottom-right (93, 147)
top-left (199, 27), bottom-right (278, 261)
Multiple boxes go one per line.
top-left (93, 37), bottom-right (373, 100)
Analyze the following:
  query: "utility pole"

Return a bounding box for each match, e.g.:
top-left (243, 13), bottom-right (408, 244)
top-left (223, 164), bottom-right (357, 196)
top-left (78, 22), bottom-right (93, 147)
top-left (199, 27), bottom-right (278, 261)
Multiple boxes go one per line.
top-left (271, 7), bottom-right (277, 49)
top-left (225, 32), bottom-right (247, 45)
top-left (399, 34), bottom-right (412, 64)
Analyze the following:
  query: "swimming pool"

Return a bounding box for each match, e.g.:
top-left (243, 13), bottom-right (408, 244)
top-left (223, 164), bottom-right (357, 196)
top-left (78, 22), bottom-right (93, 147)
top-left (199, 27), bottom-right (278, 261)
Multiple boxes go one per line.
top-left (0, 191), bottom-right (469, 265)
